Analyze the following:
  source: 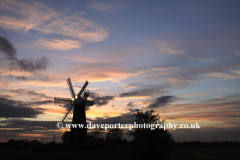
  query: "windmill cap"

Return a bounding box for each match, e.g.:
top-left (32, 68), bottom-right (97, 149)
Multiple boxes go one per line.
top-left (73, 97), bottom-right (84, 104)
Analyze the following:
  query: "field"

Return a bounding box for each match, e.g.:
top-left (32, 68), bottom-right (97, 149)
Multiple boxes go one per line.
top-left (0, 149), bottom-right (239, 160)
top-left (170, 149), bottom-right (240, 160)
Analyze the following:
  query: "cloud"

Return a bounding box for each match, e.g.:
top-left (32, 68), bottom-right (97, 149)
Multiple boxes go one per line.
top-left (147, 96), bottom-right (174, 108)
top-left (0, 36), bottom-right (50, 72)
top-left (156, 42), bottom-right (186, 54)
top-left (166, 77), bottom-right (197, 88)
top-left (179, 92), bottom-right (211, 97)
top-left (86, 2), bottom-right (115, 12)
top-left (232, 70), bottom-right (240, 75)
top-left (29, 100), bottom-right (53, 106)
top-left (14, 56), bottom-right (50, 72)
top-left (201, 93), bottom-right (240, 104)
top-left (126, 102), bottom-right (140, 113)
top-left (154, 23), bottom-right (240, 59)
top-left (127, 102), bottom-right (137, 108)
top-left (90, 112), bottom-right (135, 124)
top-left (90, 93), bottom-right (114, 107)
top-left (143, 61), bottom-right (240, 88)
top-left (119, 85), bottom-right (167, 98)
top-left (0, 95), bottom-right (44, 118)
top-left (0, 103), bottom-right (43, 118)
top-left (0, 119), bottom-right (65, 142)
top-left (186, 56), bottom-right (216, 62)
top-left (70, 61), bottom-right (139, 82)
top-left (235, 51), bottom-right (240, 56)
top-left (6, 89), bottom-right (54, 104)
top-left (0, 36), bottom-right (16, 59)
top-left (203, 72), bottom-right (240, 79)
top-left (35, 39), bottom-right (83, 50)
top-left (159, 94), bottom-right (240, 124)
top-left (0, 0), bottom-right (108, 43)
top-left (4, 119), bottom-right (59, 130)
top-left (10, 89), bottom-right (51, 98)
top-left (15, 76), bottom-right (27, 81)
top-left (119, 92), bottom-right (139, 97)
top-left (86, 1), bottom-right (124, 12)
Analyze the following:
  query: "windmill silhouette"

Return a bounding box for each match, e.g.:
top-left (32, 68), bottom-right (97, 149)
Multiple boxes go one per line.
top-left (54, 78), bottom-right (94, 144)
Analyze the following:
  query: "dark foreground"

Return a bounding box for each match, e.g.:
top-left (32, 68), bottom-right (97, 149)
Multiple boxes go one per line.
top-left (0, 149), bottom-right (239, 160)
top-left (170, 149), bottom-right (240, 160)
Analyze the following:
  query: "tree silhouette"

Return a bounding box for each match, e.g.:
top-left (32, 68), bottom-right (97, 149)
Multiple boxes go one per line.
top-left (105, 128), bottom-right (125, 150)
top-left (129, 109), bottom-right (173, 160)
top-left (61, 131), bottom-right (71, 144)
top-left (106, 128), bottom-right (123, 141)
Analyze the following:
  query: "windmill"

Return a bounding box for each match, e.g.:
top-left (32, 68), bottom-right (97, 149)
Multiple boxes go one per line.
top-left (54, 78), bottom-right (94, 144)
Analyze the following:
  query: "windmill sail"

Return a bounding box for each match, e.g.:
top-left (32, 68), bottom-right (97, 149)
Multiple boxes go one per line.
top-left (67, 78), bottom-right (75, 100)
top-left (77, 80), bottom-right (88, 98)
top-left (66, 109), bottom-right (73, 121)
top-left (61, 104), bottom-right (74, 123)
top-left (54, 97), bottom-right (72, 104)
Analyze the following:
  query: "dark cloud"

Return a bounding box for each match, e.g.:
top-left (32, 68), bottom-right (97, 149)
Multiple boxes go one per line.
top-left (0, 94), bottom-right (25, 108)
top-left (11, 89), bottom-right (52, 99)
top-left (0, 36), bottom-right (16, 59)
top-left (29, 100), bottom-right (53, 106)
top-left (0, 36), bottom-right (50, 72)
top-left (127, 102), bottom-right (136, 108)
top-left (0, 119), bottom-right (66, 143)
top-left (147, 96), bottom-right (174, 108)
top-left (90, 112), bottom-right (135, 124)
top-left (119, 85), bottom-right (167, 98)
top-left (0, 102), bottom-right (43, 118)
top-left (0, 95), bottom-right (47, 118)
top-left (119, 92), bottom-right (138, 97)
top-left (1, 119), bottom-right (59, 131)
top-left (90, 93), bottom-right (114, 106)
top-left (15, 76), bottom-right (27, 81)
top-left (15, 56), bottom-right (50, 72)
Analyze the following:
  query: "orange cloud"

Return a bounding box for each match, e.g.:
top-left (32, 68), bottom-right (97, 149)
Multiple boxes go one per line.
top-left (35, 39), bottom-right (83, 50)
top-left (19, 134), bottom-right (46, 137)
top-left (167, 77), bottom-right (197, 87)
top-left (204, 72), bottom-right (240, 79)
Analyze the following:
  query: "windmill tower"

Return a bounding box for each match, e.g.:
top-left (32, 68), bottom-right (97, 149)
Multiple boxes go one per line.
top-left (54, 78), bottom-right (94, 144)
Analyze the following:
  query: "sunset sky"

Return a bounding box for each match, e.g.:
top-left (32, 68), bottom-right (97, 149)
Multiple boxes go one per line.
top-left (0, 0), bottom-right (240, 143)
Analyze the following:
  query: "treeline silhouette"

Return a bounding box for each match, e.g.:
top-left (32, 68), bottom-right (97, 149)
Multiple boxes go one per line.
top-left (0, 139), bottom-right (42, 150)
top-left (173, 141), bottom-right (240, 149)
top-left (1, 139), bottom-right (239, 151)
top-left (0, 135), bottom-right (128, 151)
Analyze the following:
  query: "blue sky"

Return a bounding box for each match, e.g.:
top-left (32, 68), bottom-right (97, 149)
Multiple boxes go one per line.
top-left (0, 0), bottom-right (240, 142)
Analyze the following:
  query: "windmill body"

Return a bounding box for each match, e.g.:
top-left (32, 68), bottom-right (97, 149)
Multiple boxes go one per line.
top-left (54, 78), bottom-right (94, 144)
top-left (71, 103), bottom-right (87, 143)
